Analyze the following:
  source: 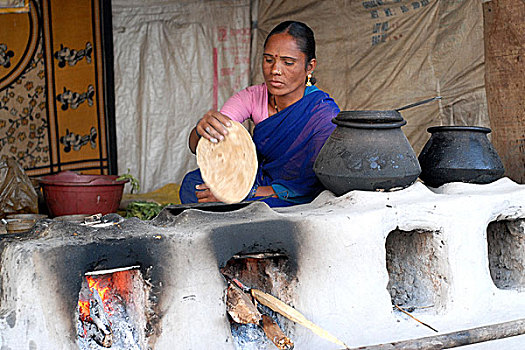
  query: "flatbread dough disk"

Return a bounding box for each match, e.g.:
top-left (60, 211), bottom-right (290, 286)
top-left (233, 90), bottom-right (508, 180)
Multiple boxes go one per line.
top-left (196, 121), bottom-right (258, 203)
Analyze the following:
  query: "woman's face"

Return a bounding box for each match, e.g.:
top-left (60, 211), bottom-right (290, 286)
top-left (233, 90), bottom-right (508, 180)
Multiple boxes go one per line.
top-left (262, 32), bottom-right (315, 98)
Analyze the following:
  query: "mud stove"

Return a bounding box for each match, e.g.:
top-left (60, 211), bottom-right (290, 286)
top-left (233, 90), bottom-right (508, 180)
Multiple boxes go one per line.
top-left (0, 178), bottom-right (524, 349)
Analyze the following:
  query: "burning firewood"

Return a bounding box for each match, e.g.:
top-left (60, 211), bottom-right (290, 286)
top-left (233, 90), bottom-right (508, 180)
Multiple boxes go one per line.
top-left (226, 282), bottom-right (294, 349)
top-left (226, 283), bottom-right (262, 324)
top-left (86, 290), bottom-right (113, 347)
top-left (261, 314), bottom-right (294, 349)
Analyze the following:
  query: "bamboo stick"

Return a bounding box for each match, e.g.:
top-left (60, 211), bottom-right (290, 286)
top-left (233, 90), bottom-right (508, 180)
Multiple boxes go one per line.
top-left (251, 288), bottom-right (349, 349)
top-left (349, 318), bottom-right (525, 350)
top-left (394, 304), bottom-right (438, 333)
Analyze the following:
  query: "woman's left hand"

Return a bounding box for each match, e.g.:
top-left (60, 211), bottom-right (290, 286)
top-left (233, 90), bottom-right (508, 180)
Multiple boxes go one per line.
top-left (194, 184), bottom-right (277, 203)
top-left (195, 183), bottom-right (220, 203)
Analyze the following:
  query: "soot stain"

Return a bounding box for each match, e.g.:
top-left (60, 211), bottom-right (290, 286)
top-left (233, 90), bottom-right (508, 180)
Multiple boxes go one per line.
top-left (40, 236), bottom-right (171, 340)
top-left (6, 310), bottom-right (15, 328)
top-left (211, 219), bottom-right (299, 274)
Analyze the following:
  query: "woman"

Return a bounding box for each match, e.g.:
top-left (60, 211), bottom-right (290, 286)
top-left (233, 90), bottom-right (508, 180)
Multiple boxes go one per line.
top-left (180, 21), bottom-right (340, 207)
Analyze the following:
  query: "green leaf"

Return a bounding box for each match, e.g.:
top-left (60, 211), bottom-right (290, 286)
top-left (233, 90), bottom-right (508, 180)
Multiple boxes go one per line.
top-left (117, 168), bottom-right (140, 194)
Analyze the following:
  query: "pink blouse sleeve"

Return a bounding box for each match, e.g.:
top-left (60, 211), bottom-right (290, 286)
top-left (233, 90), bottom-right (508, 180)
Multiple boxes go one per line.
top-left (220, 88), bottom-right (253, 123)
top-left (219, 84), bottom-right (268, 125)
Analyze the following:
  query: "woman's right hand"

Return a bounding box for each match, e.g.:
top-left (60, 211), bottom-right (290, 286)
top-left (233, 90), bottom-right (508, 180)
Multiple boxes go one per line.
top-left (189, 110), bottom-right (232, 153)
top-left (197, 110), bottom-right (232, 143)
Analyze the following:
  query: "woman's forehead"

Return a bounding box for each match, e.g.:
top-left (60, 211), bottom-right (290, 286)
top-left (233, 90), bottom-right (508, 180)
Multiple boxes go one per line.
top-left (263, 33), bottom-right (303, 58)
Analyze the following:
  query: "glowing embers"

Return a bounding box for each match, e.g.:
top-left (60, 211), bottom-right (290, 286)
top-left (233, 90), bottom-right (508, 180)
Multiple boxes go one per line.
top-left (77, 266), bottom-right (151, 349)
top-left (385, 229), bottom-right (450, 310)
top-left (221, 253), bottom-right (296, 349)
top-left (487, 219), bottom-right (525, 291)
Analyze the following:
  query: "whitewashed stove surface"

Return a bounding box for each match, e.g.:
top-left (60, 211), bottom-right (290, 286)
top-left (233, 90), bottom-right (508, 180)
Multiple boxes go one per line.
top-left (0, 178), bottom-right (523, 349)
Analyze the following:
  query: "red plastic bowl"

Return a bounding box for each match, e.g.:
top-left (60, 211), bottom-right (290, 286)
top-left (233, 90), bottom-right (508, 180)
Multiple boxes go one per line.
top-left (39, 171), bottom-right (129, 217)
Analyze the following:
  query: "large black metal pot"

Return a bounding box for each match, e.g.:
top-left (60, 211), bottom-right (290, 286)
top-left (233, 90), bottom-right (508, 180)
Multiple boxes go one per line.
top-left (418, 126), bottom-right (505, 187)
top-left (313, 110), bottom-right (421, 196)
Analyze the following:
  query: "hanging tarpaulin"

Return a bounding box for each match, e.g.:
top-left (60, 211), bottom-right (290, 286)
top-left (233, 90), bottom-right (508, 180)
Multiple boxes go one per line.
top-left (253, 0), bottom-right (488, 152)
top-left (112, 0), bottom-right (251, 192)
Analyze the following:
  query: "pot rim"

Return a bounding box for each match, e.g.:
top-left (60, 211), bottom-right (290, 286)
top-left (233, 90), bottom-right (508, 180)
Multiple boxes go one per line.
top-left (333, 118), bottom-right (407, 129)
top-left (6, 214), bottom-right (48, 220)
top-left (427, 126), bottom-right (491, 133)
top-left (336, 110), bottom-right (403, 121)
top-left (333, 110), bottom-right (406, 129)
top-left (38, 170), bottom-right (129, 186)
top-left (39, 182), bottom-right (127, 187)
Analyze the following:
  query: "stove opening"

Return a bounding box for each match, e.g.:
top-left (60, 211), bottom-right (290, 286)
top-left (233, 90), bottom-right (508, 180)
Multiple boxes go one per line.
top-left (76, 265), bottom-right (153, 349)
top-left (487, 218), bottom-right (525, 291)
top-left (385, 228), bottom-right (449, 311)
top-left (221, 253), bottom-right (297, 349)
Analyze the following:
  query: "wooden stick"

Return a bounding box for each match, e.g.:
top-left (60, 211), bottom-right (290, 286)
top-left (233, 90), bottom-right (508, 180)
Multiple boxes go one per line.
top-left (394, 304), bottom-right (438, 333)
top-left (85, 265), bottom-right (140, 276)
top-left (87, 291), bottom-right (113, 347)
top-left (251, 288), bottom-right (349, 349)
top-left (226, 284), bottom-right (261, 324)
top-left (349, 318), bottom-right (525, 350)
top-left (260, 314), bottom-right (294, 349)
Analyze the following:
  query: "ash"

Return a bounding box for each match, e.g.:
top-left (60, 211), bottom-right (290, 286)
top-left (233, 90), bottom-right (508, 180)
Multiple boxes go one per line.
top-left (77, 297), bottom-right (144, 350)
top-left (77, 275), bottom-right (147, 350)
top-left (232, 322), bottom-right (270, 350)
top-left (74, 258), bottom-right (151, 349)
top-left (231, 306), bottom-right (289, 350)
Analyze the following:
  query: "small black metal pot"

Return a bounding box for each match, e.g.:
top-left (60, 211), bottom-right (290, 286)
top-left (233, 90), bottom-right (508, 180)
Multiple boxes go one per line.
top-left (313, 110), bottom-right (421, 196)
top-left (418, 126), bottom-right (505, 187)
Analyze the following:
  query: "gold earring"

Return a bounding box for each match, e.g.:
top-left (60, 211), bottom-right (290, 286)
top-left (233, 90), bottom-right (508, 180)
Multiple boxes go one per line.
top-left (306, 73), bottom-right (312, 86)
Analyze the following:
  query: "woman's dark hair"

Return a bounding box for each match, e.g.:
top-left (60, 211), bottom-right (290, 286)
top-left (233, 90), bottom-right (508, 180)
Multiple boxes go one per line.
top-left (263, 21), bottom-right (317, 85)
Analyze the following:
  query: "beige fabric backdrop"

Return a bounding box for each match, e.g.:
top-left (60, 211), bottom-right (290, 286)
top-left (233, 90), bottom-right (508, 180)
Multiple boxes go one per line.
top-left (112, 0), bottom-right (487, 192)
top-left (252, 0), bottom-right (488, 153)
top-left (112, 0), bottom-right (251, 192)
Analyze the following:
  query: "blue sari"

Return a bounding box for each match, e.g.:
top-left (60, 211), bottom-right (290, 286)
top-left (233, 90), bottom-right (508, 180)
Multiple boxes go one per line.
top-left (180, 87), bottom-right (339, 207)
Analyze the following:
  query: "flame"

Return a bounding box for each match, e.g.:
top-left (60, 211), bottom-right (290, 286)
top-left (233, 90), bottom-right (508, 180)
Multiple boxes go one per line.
top-left (87, 276), bottom-right (112, 302)
top-left (77, 275), bottom-right (116, 321)
top-left (78, 300), bottom-right (90, 321)
top-left (77, 269), bottom-right (138, 325)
